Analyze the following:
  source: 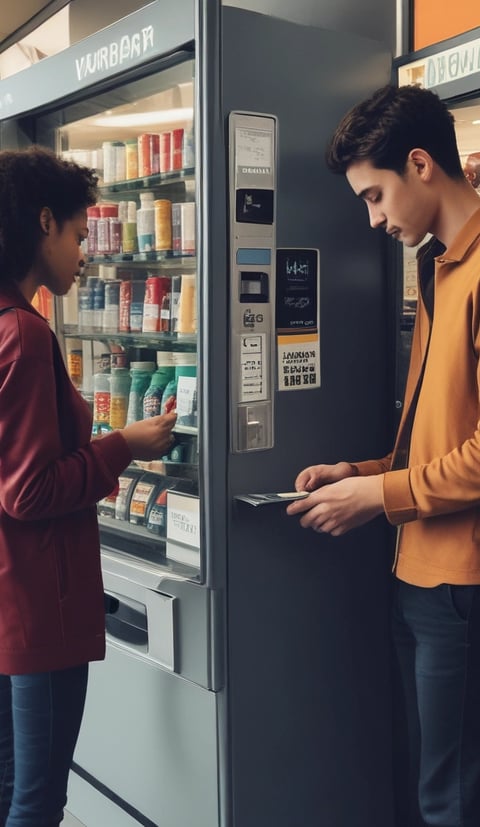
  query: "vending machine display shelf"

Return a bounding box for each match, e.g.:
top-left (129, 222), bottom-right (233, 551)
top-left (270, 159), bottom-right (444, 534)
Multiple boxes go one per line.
top-left (63, 327), bottom-right (197, 351)
top-left (86, 251), bottom-right (196, 265)
top-left (99, 524), bottom-right (201, 581)
top-left (99, 168), bottom-right (195, 195)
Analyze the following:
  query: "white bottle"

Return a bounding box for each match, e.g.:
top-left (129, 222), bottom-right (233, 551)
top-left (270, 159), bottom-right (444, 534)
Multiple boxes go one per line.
top-left (137, 192), bottom-right (155, 252)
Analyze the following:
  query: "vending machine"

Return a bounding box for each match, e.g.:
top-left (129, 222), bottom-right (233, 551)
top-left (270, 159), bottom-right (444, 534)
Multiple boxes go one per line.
top-left (0, 3), bottom-right (396, 825)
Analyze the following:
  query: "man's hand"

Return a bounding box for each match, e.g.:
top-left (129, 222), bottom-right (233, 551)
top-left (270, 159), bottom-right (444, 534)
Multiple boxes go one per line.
top-left (294, 461), bottom-right (357, 492)
top-left (286, 474), bottom-right (385, 536)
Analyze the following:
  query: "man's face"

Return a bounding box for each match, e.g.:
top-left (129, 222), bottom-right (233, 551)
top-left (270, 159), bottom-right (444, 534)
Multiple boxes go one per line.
top-left (346, 158), bottom-right (434, 248)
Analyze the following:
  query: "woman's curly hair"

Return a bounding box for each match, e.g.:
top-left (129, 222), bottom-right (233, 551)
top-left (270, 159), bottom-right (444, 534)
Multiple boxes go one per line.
top-left (0, 146), bottom-right (98, 282)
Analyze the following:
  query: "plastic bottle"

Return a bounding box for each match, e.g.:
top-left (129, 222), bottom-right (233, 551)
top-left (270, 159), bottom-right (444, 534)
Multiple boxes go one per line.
top-left (176, 274), bottom-right (197, 337)
top-left (159, 291), bottom-right (171, 333)
top-left (103, 280), bottom-right (121, 333)
top-left (126, 361), bottom-right (156, 425)
top-left (142, 275), bottom-right (170, 333)
top-left (161, 352), bottom-right (197, 416)
top-left (87, 206), bottom-right (100, 256)
top-left (66, 339), bottom-right (83, 389)
top-left (172, 128), bottom-right (184, 170)
top-left (143, 352), bottom-right (175, 418)
top-left (109, 367), bottom-right (131, 429)
top-left (159, 131), bottom-right (171, 173)
top-left (97, 204), bottom-right (119, 255)
top-left (93, 371), bottom-right (111, 428)
top-left (121, 200), bottom-right (138, 254)
top-left (114, 141), bottom-right (126, 182)
top-left (102, 142), bottom-right (116, 184)
top-left (182, 123), bottom-right (195, 169)
top-left (154, 199), bottom-right (172, 251)
top-left (130, 281), bottom-right (145, 333)
top-left (125, 139), bottom-right (139, 180)
top-left (137, 191), bottom-right (155, 252)
top-left (175, 360), bottom-right (198, 426)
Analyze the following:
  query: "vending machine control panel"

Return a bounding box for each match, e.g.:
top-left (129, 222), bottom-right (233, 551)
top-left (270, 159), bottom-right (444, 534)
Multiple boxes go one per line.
top-left (228, 112), bottom-right (277, 452)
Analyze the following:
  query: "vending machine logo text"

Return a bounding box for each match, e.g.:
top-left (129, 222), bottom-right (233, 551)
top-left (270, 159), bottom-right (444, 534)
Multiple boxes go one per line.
top-left (75, 26), bottom-right (155, 81)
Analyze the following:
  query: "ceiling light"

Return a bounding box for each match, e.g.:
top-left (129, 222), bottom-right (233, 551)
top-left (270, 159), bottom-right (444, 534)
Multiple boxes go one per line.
top-left (92, 107), bottom-right (193, 128)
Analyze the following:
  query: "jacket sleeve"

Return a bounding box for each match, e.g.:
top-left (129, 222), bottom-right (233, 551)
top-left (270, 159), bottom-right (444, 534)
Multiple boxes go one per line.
top-left (0, 342), bottom-right (132, 522)
top-left (350, 454), bottom-right (393, 476)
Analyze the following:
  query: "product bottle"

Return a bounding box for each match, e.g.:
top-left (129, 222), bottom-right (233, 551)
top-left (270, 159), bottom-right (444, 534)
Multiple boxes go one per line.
top-left (154, 199), bottom-right (172, 251)
top-left (143, 352), bottom-right (175, 418)
top-left (121, 200), bottom-right (138, 254)
top-left (87, 206), bottom-right (100, 256)
top-left (175, 359), bottom-right (198, 426)
top-left (126, 361), bottom-right (156, 425)
top-left (159, 291), bottom-right (171, 333)
top-left (103, 279), bottom-right (121, 333)
top-left (102, 142), bottom-right (116, 184)
top-left (125, 139), bottom-right (139, 180)
top-left (159, 131), bottom-right (171, 173)
top-left (142, 275), bottom-right (170, 333)
top-left (182, 123), bottom-right (195, 169)
top-left (97, 204), bottom-right (119, 255)
top-left (93, 371), bottom-right (111, 429)
top-left (66, 339), bottom-right (83, 389)
top-left (109, 367), bottom-right (132, 429)
top-left (161, 352), bottom-right (197, 416)
top-left (176, 274), bottom-right (197, 336)
top-left (130, 281), bottom-right (145, 333)
top-left (136, 192), bottom-right (155, 252)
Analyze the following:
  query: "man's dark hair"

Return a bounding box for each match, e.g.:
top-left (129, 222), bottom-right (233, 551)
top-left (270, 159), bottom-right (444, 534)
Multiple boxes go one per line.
top-left (326, 84), bottom-right (464, 180)
top-left (0, 145), bottom-right (98, 282)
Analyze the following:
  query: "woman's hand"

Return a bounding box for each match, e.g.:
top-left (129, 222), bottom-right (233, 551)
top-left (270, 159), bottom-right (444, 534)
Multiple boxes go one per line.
top-left (121, 412), bottom-right (177, 460)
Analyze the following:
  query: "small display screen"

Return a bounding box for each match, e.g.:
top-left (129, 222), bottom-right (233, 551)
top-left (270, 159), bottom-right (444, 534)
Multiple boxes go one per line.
top-left (240, 271), bottom-right (269, 303)
top-left (236, 189), bottom-right (274, 225)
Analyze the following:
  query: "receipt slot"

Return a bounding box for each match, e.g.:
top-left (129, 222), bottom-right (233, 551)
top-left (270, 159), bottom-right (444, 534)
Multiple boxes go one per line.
top-left (228, 112), bottom-right (277, 452)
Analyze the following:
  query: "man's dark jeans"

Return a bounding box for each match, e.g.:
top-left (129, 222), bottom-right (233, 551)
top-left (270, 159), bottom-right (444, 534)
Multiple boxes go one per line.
top-left (392, 580), bottom-right (480, 827)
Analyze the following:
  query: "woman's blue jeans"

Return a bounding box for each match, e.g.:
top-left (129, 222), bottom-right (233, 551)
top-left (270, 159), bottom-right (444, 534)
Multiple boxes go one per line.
top-left (0, 664), bottom-right (88, 827)
top-left (392, 580), bottom-right (480, 827)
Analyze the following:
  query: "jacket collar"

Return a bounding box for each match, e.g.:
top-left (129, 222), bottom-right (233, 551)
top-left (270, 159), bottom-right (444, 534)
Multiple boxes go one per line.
top-left (0, 283), bottom-right (46, 320)
top-left (436, 206), bottom-right (480, 264)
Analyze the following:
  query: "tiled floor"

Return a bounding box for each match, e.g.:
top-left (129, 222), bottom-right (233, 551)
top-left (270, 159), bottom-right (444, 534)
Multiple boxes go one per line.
top-left (64, 812), bottom-right (86, 827)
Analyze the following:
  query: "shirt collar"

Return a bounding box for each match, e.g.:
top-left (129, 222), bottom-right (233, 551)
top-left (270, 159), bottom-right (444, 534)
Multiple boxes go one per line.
top-left (0, 283), bottom-right (45, 319)
top-left (436, 206), bottom-right (480, 263)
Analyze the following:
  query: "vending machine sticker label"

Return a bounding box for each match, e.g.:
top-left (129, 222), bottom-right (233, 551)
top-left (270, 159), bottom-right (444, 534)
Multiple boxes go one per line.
top-left (278, 334), bottom-right (320, 390)
top-left (276, 249), bottom-right (320, 391)
top-left (240, 333), bottom-right (267, 402)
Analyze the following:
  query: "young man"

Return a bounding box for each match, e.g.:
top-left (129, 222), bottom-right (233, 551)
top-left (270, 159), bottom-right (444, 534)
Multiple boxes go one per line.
top-left (287, 84), bottom-right (480, 827)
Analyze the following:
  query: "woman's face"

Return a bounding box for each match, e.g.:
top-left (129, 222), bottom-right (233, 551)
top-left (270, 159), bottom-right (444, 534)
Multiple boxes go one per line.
top-left (34, 208), bottom-right (88, 296)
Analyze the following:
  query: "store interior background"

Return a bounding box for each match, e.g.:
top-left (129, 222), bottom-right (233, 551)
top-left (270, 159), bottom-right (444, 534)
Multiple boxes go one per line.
top-left (2, 2), bottom-right (480, 163)
top-left (0, 0), bottom-right (397, 79)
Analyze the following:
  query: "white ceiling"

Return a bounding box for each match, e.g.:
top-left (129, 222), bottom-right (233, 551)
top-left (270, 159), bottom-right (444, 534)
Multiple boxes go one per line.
top-left (0, 1), bottom-right (54, 45)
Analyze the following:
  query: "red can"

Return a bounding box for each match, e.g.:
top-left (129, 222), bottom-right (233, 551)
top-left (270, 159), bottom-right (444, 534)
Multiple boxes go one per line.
top-left (119, 280), bottom-right (132, 332)
top-left (142, 275), bottom-right (170, 333)
top-left (138, 133), bottom-right (160, 177)
top-left (172, 128), bottom-right (185, 170)
top-left (160, 131), bottom-right (171, 173)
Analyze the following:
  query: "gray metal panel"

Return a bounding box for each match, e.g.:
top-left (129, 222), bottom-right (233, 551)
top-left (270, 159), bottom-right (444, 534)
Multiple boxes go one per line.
top-left (216, 8), bottom-right (395, 827)
top-left (101, 551), bottom-right (224, 690)
top-left (71, 644), bottom-right (220, 827)
top-left (222, 0), bottom-right (396, 54)
top-left (0, 0), bottom-right (194, 120)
